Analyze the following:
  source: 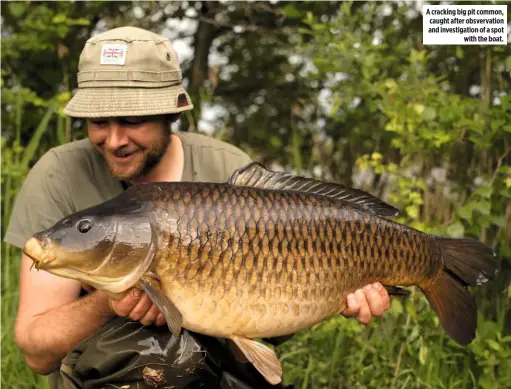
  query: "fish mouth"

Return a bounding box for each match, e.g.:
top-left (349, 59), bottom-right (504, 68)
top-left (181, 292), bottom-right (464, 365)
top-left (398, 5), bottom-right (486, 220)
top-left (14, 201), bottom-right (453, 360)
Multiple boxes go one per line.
top-left (23, 237), bottom-right (56, 270)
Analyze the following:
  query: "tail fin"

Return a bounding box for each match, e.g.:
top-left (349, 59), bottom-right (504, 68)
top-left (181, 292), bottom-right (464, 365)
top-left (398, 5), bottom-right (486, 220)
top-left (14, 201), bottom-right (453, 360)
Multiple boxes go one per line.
top-left (422, 237), bottom-right (498, 346)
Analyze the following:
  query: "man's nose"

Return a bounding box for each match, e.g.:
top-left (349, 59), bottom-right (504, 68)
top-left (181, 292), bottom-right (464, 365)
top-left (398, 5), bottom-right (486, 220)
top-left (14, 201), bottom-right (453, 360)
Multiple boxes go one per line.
top-left (104, 122), bottom-right (129, 151)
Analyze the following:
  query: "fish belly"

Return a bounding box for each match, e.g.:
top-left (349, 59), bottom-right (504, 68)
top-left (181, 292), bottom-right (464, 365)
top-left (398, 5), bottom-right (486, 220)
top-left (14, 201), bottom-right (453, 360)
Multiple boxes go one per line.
top-left (161, 275), bottom-right (348, 339)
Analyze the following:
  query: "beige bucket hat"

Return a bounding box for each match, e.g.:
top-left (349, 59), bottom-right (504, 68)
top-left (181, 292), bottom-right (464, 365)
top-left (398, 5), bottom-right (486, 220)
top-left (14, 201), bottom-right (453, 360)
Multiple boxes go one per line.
top-left (64, 26), bottom-right (193, 118)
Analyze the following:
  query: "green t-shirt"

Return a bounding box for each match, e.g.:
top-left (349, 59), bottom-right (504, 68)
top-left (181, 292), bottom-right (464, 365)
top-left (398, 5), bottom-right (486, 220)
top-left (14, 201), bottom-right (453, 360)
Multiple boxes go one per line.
top-left (5, 131), bottom-right (252, 249)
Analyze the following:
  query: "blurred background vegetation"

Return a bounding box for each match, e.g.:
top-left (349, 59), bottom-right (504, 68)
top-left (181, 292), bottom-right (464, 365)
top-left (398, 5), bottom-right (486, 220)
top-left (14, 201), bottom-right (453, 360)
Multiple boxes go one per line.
top-left (1, 1), bottom-right (510, 388)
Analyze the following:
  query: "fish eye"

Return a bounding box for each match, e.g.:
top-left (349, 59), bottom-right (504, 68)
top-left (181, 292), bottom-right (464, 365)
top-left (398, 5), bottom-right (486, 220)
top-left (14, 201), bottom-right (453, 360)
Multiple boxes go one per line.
top-left (77, 219), bottom-right (93, 234)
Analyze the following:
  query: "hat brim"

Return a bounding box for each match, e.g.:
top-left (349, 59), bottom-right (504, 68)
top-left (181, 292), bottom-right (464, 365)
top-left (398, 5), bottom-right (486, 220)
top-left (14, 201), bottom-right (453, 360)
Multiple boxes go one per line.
top-left (63, 86), bottom-right (194, 118)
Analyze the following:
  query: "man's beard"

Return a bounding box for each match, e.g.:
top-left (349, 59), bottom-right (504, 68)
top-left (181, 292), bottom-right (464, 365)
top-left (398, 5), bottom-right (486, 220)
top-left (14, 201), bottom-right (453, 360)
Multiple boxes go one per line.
top-left (106, 131), bottom-right (171, 181)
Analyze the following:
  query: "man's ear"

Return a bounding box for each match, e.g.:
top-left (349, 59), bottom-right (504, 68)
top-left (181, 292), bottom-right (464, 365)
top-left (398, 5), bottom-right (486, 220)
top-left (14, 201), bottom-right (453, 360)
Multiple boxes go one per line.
top-left (170, 113), bottom-right (181, 123)
top-left (164, 113), bottom-right (181, 129)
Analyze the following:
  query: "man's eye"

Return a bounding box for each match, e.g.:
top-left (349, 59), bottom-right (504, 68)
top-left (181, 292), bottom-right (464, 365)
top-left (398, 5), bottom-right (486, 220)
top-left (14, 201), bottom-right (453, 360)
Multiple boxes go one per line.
top-left (90, 120), bottom-right (107, 126)
top-left (120, 117), bottom-right (146, 125)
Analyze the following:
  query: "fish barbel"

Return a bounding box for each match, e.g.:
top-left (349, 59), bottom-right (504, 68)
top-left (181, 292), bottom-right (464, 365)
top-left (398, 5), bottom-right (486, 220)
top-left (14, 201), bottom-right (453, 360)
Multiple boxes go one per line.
top-left (23, 162), bottom-right (498, 385)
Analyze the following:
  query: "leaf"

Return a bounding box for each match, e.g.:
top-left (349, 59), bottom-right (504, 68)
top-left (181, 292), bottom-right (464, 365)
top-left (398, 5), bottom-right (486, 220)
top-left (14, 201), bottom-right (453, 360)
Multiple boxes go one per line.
top-left (474, 186), bottom-right (493, 198)
top-left (490, 119), bottom-right (505, 131)
top-left (479, 375), bottom-right (496, 389)
top-left (281, 4), bottom-right (302, 19)
top-left (487, 339), bottom-right (501, 352)
top-left (500, 186), bottom-right (511, 197)
top-left (384, 79), bottom-right (397, 90)
top-left (491, 215), bottom-right (505, 228)
top-left (456, 46), bottom-right (464, 59)
top-left (406, 205), bottom-right (419, 219)
top-left (506, 56), bottom-right (511, 71)
top-left (474, 214), bottom-right (493, 229)
top-left (447, 221), bottom-right (465, 237)
top-left (8, 2), bottom-right (25, 18)
top-left (472, 201), bottom-right (491, 216)
top-left (499, 165), bottom-right (511, 174)
top-left (270, 136), bottom-right (283, 148)
top-left (71, 18), bottom-right (91, 26)
top-left (422, 107), bottom-right (437, 121)
top-left (458, 203), bottom-right (473, 221)
top-left (419, 338), bottom-right (428, 365)
top-left (413, 104), bottom-right (425, 115)
top-left (52, 13), bottom-right (67, 24)
top-left (390, 298), bottom-right (403, 318)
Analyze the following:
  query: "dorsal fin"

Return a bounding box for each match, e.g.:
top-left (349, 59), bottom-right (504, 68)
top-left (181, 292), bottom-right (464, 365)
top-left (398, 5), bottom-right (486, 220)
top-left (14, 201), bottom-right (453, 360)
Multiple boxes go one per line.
top-left (228, 162), bottom-right (399, 217)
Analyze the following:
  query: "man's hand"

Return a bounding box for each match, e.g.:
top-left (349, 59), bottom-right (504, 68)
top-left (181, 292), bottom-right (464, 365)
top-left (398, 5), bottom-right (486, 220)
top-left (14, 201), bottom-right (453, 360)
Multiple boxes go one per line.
top-left (342, 282), bottom-right (390, 325)
top-left (109, 288), bottom-right (166, 327)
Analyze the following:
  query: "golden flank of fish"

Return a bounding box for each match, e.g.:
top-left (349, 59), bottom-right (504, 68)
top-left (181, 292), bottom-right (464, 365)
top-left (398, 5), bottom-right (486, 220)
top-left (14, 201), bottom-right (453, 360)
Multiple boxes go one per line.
top-left (24, 162), bottom-right (498, 385)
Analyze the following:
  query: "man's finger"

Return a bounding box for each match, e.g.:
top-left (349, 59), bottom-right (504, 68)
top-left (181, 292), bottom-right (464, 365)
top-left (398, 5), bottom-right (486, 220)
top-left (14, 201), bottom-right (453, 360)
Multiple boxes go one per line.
top-left (355, 288), bottom-right (372, 325)
top-left (129, 293), bottom-right (152, 321)
top-left (111, 288), bottom-right (144, 317)
top-left (155, 313), bottom-right (167, 326)
top-left (365, 284), bottom-right (386, 317)
top-left (140, 304), bottom-right (161, 326)
top-left (374, 282), bottom-right (391, 311)
top-left (342, 293), bottom-right (360, 318)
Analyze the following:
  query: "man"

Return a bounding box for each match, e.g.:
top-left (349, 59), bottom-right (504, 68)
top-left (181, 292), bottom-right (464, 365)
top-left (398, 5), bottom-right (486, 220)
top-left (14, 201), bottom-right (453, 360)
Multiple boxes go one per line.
top-left (6, 26), bottom-right (390, 389)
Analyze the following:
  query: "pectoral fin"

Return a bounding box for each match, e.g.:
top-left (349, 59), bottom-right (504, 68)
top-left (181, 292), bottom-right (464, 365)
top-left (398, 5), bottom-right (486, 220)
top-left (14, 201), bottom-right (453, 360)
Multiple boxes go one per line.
top-left (231, 335), bottom-right (282, 385)
top-left (140, 279), bottom-right (183, 337)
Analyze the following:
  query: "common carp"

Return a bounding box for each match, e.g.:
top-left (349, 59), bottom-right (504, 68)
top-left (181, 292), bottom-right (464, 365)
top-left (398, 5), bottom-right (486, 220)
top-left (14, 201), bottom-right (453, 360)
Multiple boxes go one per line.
top-left (23, 162), bottom-right (498, 385)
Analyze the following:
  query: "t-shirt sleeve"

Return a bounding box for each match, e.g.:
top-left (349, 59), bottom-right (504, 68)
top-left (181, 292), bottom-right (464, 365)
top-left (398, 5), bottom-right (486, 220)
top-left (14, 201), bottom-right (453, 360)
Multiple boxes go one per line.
top-left (4, 150), bottom-right (75, 249)
top-left (222, 148), bottom-right (252, 179)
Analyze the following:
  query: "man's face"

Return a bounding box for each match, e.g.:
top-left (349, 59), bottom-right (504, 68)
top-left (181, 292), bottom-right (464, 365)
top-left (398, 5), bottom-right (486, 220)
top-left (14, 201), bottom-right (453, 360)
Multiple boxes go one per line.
top-left (87, 115), bottom-right (170, 181)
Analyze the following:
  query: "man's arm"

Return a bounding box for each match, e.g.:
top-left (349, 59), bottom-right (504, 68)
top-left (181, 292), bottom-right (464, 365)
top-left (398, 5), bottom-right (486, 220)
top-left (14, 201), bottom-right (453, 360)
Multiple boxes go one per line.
top-left (15, 253), bottom-right (167, 375)
top-left (14, 253), bottom-right (115, 374)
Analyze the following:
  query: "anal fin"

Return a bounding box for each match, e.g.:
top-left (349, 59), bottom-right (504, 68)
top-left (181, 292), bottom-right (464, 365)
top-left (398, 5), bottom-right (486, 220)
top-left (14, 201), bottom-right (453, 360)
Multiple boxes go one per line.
top-left (230, 335), bottom-right (282, 385)
top-left (140, 279), bottom-right (183, 337)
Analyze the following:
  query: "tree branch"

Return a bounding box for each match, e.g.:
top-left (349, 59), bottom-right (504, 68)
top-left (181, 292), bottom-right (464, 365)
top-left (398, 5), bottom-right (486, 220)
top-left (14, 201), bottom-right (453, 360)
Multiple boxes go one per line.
top-left (490, 144), bottom-right (511, 186)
